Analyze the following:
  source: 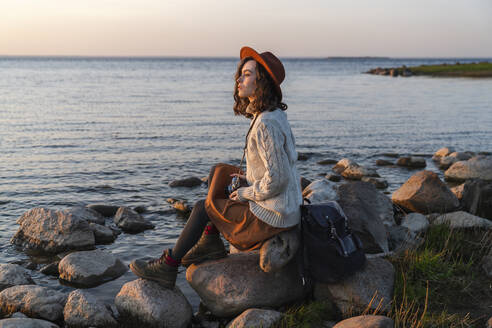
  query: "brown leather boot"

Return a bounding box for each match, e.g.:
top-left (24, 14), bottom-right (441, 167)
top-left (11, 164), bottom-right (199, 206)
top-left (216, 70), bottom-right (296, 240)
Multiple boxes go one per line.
top-left (129, 249), bottom-right (178, 288)
top-left (181, 227), bottom-right (227, 267)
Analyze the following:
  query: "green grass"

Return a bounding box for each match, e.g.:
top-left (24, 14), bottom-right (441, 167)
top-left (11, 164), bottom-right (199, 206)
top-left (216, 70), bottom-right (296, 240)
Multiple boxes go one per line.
top-left (406, 62), bottom-right (492, 77)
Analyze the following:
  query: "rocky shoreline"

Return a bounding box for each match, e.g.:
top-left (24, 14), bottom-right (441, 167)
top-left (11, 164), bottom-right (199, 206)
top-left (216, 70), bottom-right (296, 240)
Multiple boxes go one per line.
top-left (366, 61), bottom-right (492, 78)
top-left (1, 147), bottom-right (491, 327)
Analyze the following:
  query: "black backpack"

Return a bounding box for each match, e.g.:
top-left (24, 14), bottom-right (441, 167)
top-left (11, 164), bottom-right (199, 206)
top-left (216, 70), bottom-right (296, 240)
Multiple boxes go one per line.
top-left (299, 200), bottom-right (366, 284)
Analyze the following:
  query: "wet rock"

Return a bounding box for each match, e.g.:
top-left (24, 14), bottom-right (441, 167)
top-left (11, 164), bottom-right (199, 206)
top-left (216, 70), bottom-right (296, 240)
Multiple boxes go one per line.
top-left (314, 258), bottom-right (394, 314)
top-left (379, 153), bottom-right (399, 158)
top-left (461, 179), bottom-right (492, 220)
top-left (39, 262), bottom-right (59, 276)
top-left (432, 147), bottom-right (455, 161)
top-left (400, 213), bottom-right (429, 234)
top-left (333, 315), bottom-right (393, 328)
top-left (0, 264), bottom-right (34, 292)
top-left (69, 206), bottom-right (105, 225)
top-left (58, 249), bottom-right (127, 287)
top-left (297, 152), bottom-right (311, 161)
top-left (186, 252), bottom-right (306, 317)
top-left (86, 204), bottom-right (119, 217)
top-left (166, 198), bottom-right (191, 213)
top-left (361, 177), bottom-right (388, 189)
top-left (438, 152), bottom-right (473, 170)
top-left (396, 156), bottom-right (426, 168)
top-left (332, 158), bottom-right (356, 174)
top-left (317, 159), bottom-right (338, 165)
top-left (115, 279), bottom-right (192, 328)
top-left (341, 164), bottom-right (379, 180)
top-left (259, 228), bottom-right (299, 273)
top-left (375, 159), bottom-right (393, 166)
top-left (450, 183), bottom-right (465, 200)
top-left (300, 177), bottom-right (312, 191)
top-left (133, 205), bottom-right (146, 213)
top-left (0, 285), bottom-right (67, 321)
top-left (89, 223), bottom-right (117, 244)
top-left (326, 173), bottom-right (342, 182)
top-left (64, 289), bottom-right (117, 328)
top-left (445, 156), bottom-right (492, 182)
top-left (433, 211), bottom-right (492, 229)
top-left (391, 170), bottom-right (460, 214)
top-left (113, 207), bottom-right (154, 233)
top-left (11, 207), bottom-right (95, 254)
top-left (302, 179), bottom-right (337, 203)
top-left (0, 318), bottom-right (60, 328)
top-left (169, 177), bottom-right (203, 188)
top-left (226, 308), bottom-right (283, 328)
top-left (337, 182), bottom-right (394, 254)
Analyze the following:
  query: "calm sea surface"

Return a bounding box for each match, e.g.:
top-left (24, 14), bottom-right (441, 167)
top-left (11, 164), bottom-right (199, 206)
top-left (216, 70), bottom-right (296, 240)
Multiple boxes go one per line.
top-left (1, 56), bottom-right (491, 309)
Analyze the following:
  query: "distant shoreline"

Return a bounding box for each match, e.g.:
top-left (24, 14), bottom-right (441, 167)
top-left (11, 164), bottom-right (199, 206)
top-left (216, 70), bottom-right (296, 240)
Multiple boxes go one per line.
top-left (366, 62), bottom-right (492, 78)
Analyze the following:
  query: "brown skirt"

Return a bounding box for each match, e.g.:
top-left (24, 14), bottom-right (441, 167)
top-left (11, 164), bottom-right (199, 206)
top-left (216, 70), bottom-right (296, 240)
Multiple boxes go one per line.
top-left (204, 163), bottom-right (289, 252)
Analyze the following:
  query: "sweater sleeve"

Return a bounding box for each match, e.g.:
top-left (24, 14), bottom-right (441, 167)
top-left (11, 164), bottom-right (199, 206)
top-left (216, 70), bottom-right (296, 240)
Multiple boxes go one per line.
top-left (237, 120), bottom-right (289, 202)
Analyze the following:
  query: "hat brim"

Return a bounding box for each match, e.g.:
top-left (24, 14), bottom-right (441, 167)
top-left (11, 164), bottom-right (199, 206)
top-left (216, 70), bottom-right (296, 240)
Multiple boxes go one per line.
top-left (240, 46), bottom-right (282, 102)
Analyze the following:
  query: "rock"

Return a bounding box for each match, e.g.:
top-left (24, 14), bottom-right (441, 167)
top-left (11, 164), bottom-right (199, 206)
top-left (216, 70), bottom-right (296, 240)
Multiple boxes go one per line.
top-left (259, 228), bottom-right (300, 273)
top-left (186, 252), bottom-right (306, 317)
top-left (432, 147), bottom-right (455, 161)
top-left (166, 198), bottom-right (191, 213)
top-left (396, 156), bottom-right (426, 168)
top-left (86, 204), bottom-right (119, 217)
top-left (10, 312), bottom-right (27, 318)
top-left (387, 225), bottom-right (420, 254)
top-left (433, 211), bottom-right (492, 229)
top-left (461, 179), bottom-right (492, 220)
top-left (326, 174), bottom-right (342, 182)
top-left (115, 279), bottom-right (192, 328)
top-left (341, 164), bottom-right (379, 180)
top-left (300, 177), bottom-right (312, 191)
top-left (333, 158), bottom-right (356, 174)
top-left (297, 152), bottom-right (311, 161)
top-left (113, 207), bottom-right (154, 233)
top-left (333, 315), bottom-right (394, 328)
top-left (302, 180), bottom-right (337, 203)
top-left (317, 159), bottom-right (338, 165)
top-left (0, 285), bottom-right (67, 321)
top-left (64, 289), bottom-right (117, 328)
top-left (69, 206), bottom-right (105, 225)
top-left (375, 159), bottom-right (393, 166)
top-left (445, 156), bottom-right (492, 182)
top-left (11, 207), bottom-right (95, 254)
top-left (226, 308), bottom-right (283, 328)
top-left (0, 318), bottom-right (60, 328)
top-left (438, 152), bottom-right (473, 170)
top-left (389, 69), bottom-right (398, 77)
top-left (0, 264), bottom-right (34, 292)
top-left (133, 205), bottom-right (146, 213)
top-left (391, 170), bottom-right (460, 214)
top-left (400, 213), bottom-right (429, 234)
top-left (89, 223), bottom-right (117, 244)
top-left (450, 183), bottom-right (465, 200)
top-left (39, 262), bottom-right (59, 276)
top-left (379, 153), bottom-right (399, 158)
top-left (58, 249), bottom-right (127, 287)
top-left (361, 177), bottom-right (388, 189)
top-left (169, 177), bottom-right (203, 188)
top-left (314, 258), bottom-right (394, 314)
top-left (337, 182), bottom-right (394, 254)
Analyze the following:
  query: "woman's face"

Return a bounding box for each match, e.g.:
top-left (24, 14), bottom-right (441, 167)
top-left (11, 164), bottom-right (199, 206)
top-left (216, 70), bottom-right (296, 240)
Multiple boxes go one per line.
top-left (237, 60), bottom-right (257, 100)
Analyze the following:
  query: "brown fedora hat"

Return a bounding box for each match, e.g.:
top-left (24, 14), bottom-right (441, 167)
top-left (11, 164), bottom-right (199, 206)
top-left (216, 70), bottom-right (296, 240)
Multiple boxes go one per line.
top-left (240, 46), bottom-right (285, 101)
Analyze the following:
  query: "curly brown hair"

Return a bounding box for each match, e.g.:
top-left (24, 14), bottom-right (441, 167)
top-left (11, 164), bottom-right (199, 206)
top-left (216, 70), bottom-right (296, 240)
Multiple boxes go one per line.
top-left (233, 57), bottom-right (288, 118)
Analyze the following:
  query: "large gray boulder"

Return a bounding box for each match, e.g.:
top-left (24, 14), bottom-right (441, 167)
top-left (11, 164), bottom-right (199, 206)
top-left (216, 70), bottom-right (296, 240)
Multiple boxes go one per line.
top-left (391, 170), bottom-right (459, 214)
top-left (186, 252), bottom-right (306, 317)
top-left (226, 308), bottom-right (283, 328)
top-left (337, 182), bottom-right (393, 254)
top-left (0, 285), bottom-right (67, 321)
top-left (113, 207), bottom-right (154, 233)
top-left (333, 315), bottom-right (394, 328)
top-left (68, 206), bottom-right (105, 225)
top-left (433, 211), bottom-right (492, 229)
top-left (64, 289), bottom-right (117, 328)
top-left (115, 279), bottom-right (192, 328)
top-left (58, 249), bottom-right (127, 287)
top-left (11, 208), bottom-right (95, 254)
top-left (461, 179), bottom-right (492, 220)
top-left (259, 228), bottom-right (299, 273)
top-left (445, 156), bottom-right (492, 182)
top-left (0, 264), bottom-right (34, 292)
top-left (0, 318), bottom-right (60, 328)
top-left (314, 258), bottom-right (394, 314)
top-left (302, 179), bottom-right (337, 203)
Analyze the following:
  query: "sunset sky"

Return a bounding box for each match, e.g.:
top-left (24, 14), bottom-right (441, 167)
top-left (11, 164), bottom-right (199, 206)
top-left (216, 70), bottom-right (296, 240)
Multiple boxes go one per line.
top-left (1, 0), bottom-right (491, 57)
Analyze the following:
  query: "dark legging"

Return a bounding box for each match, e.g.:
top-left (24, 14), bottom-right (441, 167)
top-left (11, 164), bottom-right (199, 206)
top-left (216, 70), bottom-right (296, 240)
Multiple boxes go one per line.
top-left (171, 165), bottom-right (218, 261)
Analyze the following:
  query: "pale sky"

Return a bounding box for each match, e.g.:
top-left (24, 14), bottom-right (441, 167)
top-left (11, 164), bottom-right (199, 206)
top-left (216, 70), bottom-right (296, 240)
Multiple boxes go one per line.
top-left (1, 0), bottom-right (491, 57)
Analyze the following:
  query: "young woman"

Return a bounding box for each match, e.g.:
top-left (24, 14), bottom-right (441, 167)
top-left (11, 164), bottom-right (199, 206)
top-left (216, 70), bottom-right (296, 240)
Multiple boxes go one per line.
top-left (130, 46), bottom-right (302, 288)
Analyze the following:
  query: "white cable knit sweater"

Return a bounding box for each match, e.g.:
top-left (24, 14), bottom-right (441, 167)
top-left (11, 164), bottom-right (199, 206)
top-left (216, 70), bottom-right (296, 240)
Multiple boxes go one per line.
top-left (237, 108), bottom-right (302, 228)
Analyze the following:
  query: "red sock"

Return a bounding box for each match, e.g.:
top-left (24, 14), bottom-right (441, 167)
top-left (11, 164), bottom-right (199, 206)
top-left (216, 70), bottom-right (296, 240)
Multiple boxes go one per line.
top-left (204, 224), bottom-right (219, 235)
top-left (164, 250), bottom-right (180, 267)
